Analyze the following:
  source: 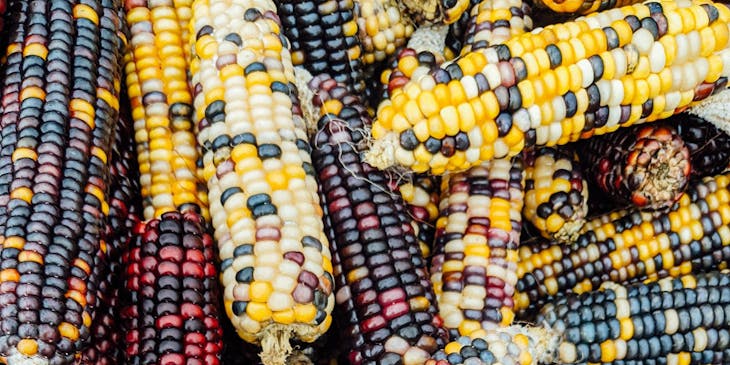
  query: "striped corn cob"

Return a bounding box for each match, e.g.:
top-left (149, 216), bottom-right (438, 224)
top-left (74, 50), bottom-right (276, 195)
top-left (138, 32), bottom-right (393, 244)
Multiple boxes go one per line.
top-left (190, 0), bottom-right (335, 362)
top-left (307, 74), bottom-right (447, 365)
top-left (578, 122), bottom-right (691, 210)
top-left (515, 170), bottom-right (730, 313)
top-left (0, 0), bottom-right (126, 362)
top-left (355, 0), bottom-right (415, 66)
top-left (534, 0), bottom-right (643, 15)
top-left (365, 0), bottom-right (730, 175)
top-left (523, 146), bottom-right (589, 243)
top-left (459, 0), bottom-right (533, 54)
top-left (277, 0), bottom-right (367, 96)
top-left (79, 107), bottom-right (142, 364)
top-left (121, 212), bottom-right (222, 365)
top-left (536, 271), bottom-right (730, 364)
top-left (396, 174), bottom-right (442, 257)
top-left (669, 113), bottom-right (730, 179)
top-left (430, 157), bottom-right (525, 338)
top-left (124, 0), bottom-right (208, 221)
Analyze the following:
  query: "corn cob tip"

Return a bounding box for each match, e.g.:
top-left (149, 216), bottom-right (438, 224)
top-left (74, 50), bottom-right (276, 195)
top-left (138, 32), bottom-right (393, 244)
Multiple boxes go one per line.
top-left (364, 133), bottom-right (398, 170)
top-left (551, 218), bottom-right (586, 243)
top-left (406, 24), bottom-right (449, 60)
top-left (259, 325), bottom-right (294, 365)
top-left (4, 352), bottom-right (49, 365)
top-left (687, 89), bottom-right (730, 136)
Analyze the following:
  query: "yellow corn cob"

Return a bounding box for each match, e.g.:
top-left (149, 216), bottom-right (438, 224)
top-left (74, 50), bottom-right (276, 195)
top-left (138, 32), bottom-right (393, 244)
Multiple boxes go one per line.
top-left (189, 1), bottom-right (334, 363)
top-left (365, 0), bottom-right (730, 175)
top-left (124, 0), bottom-right (207, 220)
top-left (430, 157), bottom-right (525, 338)
top-left (523, 146), bottom-right (588, 243)
top-left (356, 0), bottom-right (415, 65)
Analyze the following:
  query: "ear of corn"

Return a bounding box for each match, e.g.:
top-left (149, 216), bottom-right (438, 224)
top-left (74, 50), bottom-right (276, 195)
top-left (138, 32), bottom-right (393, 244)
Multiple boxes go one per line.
top-left (430, 157), bottom-right (525, 338)
top-left (537, 271), bottom-right (730, 364)
top-left (523, 146), bottom-right (588, 243)
top-left (0, 0), bottom-right (126, 362)
top-left (190, 0), bottom-right (335, 360)
top-left (277, 0), bottom-right (367, 96)
top-left (670, 113), bottom-right (730, 179)
top-left (124, 0), bottom-right (208, 221)
top-left (459, 0), bottom-right (533, 54)
top-left (355, 0), bottom-right (415, 66)
top-left (365, 0), bottom-right (730, 174)
top-left (79, 108), bottom-right (142, 365)
top-left (516, 171), bottom-right (730, 313)
top-left (578, 122), bottom-right (691, 210)
top-left (307, 74), bottom-right (448, 365)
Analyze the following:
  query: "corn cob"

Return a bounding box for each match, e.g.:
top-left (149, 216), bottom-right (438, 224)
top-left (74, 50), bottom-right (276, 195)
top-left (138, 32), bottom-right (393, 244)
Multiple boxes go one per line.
top-left (190, 1), bottom-right (335, 362)
top-left (307, 74), bottom-right (448, 365)
top-left (365, 0), bottom-right (730, 175)
top-left (124, 0), bottom-right (207, 221)
top-left (515, 170), bottom-right (730, 313)
top-left (579, 122), bottom-right (691, 210)
top-left (355, 0), bottom-right (415, 66)
top-left (430, 157), bottom-right (525, 338)
top-left (523, 146), bottom-right (588, 243)
top-left (79, 107), bottom-right (142, 365)
top-left (444, 0), bottom-right (480, 56)
top-left (536, 271), bottom-right (730, 364)
top-left (0, 0), bottom-right (126, 362)
top-left (669, 113), bottom-right (730, 179)
top-left (121, 212), bottom-right (223, 365)
top-left (533, 0), bottom-right (642, 15)
top-left (459, 0), bottom-right (534, 54)
top-left (396, 174), bottom-right (442, 257)
top-left (277, 0), bottom-right (367, 96)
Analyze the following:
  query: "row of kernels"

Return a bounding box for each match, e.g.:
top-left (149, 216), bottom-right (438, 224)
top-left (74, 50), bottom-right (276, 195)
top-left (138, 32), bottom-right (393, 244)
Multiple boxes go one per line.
top-left (460, 0), bottom-right (533, 54)
top-left (356, 0), bottom-right (415, 65)
top-left (397, 173), bottom-right (442, 257)
top-left (190, 0), bottom-right (334, 345)
top-left (515, 171), bottom-right (730, 313)
top-left (430, 156), bottom-right (524, 338)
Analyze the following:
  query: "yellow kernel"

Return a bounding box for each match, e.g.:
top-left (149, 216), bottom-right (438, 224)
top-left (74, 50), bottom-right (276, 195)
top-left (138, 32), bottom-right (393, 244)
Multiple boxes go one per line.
top-left (17, 339), bottom-right (38, 356)
top-left (247, 302), bottom-right (273, 322)
top-left (59, 322), bottom-right (80, 340)
top-left (294, 304), bottom-right (317, 323)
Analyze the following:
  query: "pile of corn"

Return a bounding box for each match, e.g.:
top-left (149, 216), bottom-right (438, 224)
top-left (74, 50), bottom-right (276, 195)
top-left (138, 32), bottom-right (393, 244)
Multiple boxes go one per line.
top-left (0, 0), bottom-right (727, 364)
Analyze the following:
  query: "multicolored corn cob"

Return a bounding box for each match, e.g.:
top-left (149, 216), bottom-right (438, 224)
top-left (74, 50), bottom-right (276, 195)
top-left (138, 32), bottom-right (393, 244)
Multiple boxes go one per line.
top-left (523, 146), bottom-right (588, 243)
top-left (0, 0), bottom-right (126, 362)
top-left (430, 157), bottom-right (525, 338)
top-left (307, 74), bottom-right (447, 365)
top-left (277, 0), bottom-right (366, 96)
top-left (533, 0), bottom-right (643, 15)
top-left (365, 0), bottom-right (730, 174)
top-left (189, 0), bottom-right (335, 362)
top-left (355, 0), bottom-right (415, 66)
top-left (579, 122), bottom-right (691, 210)
top-left (124, 0), bottom-right (208, 221)
top-left (459, 0), bottom-right (533, 54)
top-left (79, 108), bottom-right (142, 365)
top-left (669, 113), bottom-right (730, 179)
top-left (515, 170), bottom-right (730, 313)
top-left (396, 174), bottom-right (442, 257)
top-left (121, 212), bottom-right (223, 365)
top-left (536, 271), bottom-right (730, 364)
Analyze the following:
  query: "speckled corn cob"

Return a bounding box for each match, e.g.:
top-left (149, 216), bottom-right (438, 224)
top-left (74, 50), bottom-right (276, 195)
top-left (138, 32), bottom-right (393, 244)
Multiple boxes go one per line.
top-left (523, 146), bottom-right (588, 243)
top-left (365, 0), bottom-right (730, 175)
top-left (277, 0), bottom-right (366, 96)
top-left (79, 109), bottom-right (142, 365)
top-left (121, 212), bottom-right (223, 365)
top-left (189, 0), bottom-right (335, 361)
top-left (0, 0), bottom-right (126, 362)
top-left (430, 157), bottom-right (525, 338)
top-left (669, 113), bottom-right (730, 179)
top-left (459, 0), bottom-right (533, 54)
top-left (396, 174), bottom-right (442, 257)
top-left (307, 74), bottom-right (448, 365)
top-left (515, 171), bottom-right (730, 313)
top-left (536, 271), bottom-right (730, 364)
top-left (356, 0), bottom-right (415, 65)
top-left (534, 0), bottom-right (643, 15)
top-left (124, 0), bottom-right (207, 221)
top-left (579, 122), bottom-right (691, 210)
